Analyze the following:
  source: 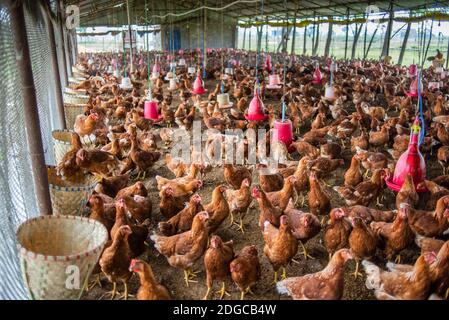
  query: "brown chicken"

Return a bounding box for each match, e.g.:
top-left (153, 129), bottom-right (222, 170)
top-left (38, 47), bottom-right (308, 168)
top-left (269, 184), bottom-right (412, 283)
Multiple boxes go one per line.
top-left (355, 147), bottom-right (389, 175)
top-left (129, 135), bottom-right (161, 179)
top-left (263, 216), bottom-right (298, 283)
top-left (252, 186), bottom-right (283, 230)
top-left (334, 169), bottom-right (386, 207)
top-left (122, 194), bottom-right (152, 223)
top-left (75, 149), bottom-right (117, 176)
top-left (99, 225), bottom-right (133, 300)
top-left (421, 180), bottom-right (449, 210)
top-left (308, 171), bottom-right (331, 218)
top-left (74, 113), bottom-right (100, 140)
top-left (258, 166), bottom-right (284, 193)
top-left (158, 194), bottom-right (203, 236)
top-left (203, 235), bottom-right (234, 300)
top-left (94, 174), bottom-right (129, 198)
top-left (150, 211), bottom-right (210, 286)
top-left (371, 203), bottom-right (414, 262)
top-left (115, 181), bottom-right (148, 200)
top-left (276, 249), bottom-right (354, 300)
top-left (223, 164), bottom-right (252, 190)
top-left (293, 156), bottom-right (310, 206)
top-left (204, 185), bottom-right (230, 233)
top-left (349, 216), bottom-right (378, 279)
top-left (158, 186), bottom-right (190, 219)
top-left (284, 200), bottom-right (321, 259)
top-left (156, 175), bottom-right (203, 197)
top-left (128, 259), bottom-right (172, 300)
top-left (324, 208), bottom-right (352, 259)
top-left (110, 199), bottom-right (150, 258)
top-left (88, 194), bottom-right (115, 234)
top-left (56, 132), bottom-right (84, 181)
top-left (344, 155), bottom-right (363, 187)
top-left (291, 141), bottom-right (320, 159)
top-left (225, 178), bottom-right (252, 232)
top-left (344, 205), bottom-right (396, 224)
top-left (362, 252), bottom-right (435, 300)
top-left (165, 154), bottom-right (188, 178)
top-left (230, 245), bottom-right (261, 300)
top-left (265, 175), bottom-right (297, 212)
top-left (407, 195), bottom-right (449, 237)
top-left (396, 174), bottom-right (419, 209)
top-left (308, 157), bottom-right (345, 179)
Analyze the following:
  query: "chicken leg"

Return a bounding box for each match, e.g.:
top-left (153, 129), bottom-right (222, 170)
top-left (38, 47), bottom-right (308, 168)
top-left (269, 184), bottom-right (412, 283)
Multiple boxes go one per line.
top-left (240, 286), bottom-right (254, 300)
top-left (217, 281), bottom-right (230, 300)
top-left (88, 274), bottom-right (102, 290)
top-left (228, 212), bottom-right (235, 227)
top-left (183, 269), bottom-right (199, 287)
top-left (299, 241), bottom-right (314, 260)
top-left (233, 216), bottom-right (245, 234)
top-left (352, 260), bottom-right (363, 279)
top-left (394, 254), bottom-right (401, 264)
top-left (281, 267), bottom-right (287, 280)
top-left (202, 286), bottom-right (211, 300)
top-left (99, 282), bottom-right (118, 300)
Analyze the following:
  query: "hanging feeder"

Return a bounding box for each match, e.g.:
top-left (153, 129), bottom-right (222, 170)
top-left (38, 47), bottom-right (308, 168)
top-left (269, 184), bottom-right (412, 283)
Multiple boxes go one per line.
top-left (267, 73), bottom-right (282, 89)
top-left (272, 119), bottom-right (293, 148)
top-left (408, 64), bottom-right (417, 77)
top-left (188, 66), bottom-right (196, 75)
top-left (178, 58), bottom-right (186, 66)
top-left (120, 76), bottom-right (133, 90)
top-left (385, 117), bottom-right (427, 193)
top-left (179, 49), bottom-right (184, 55)
top-left (244, 84), bottom-right (267, 121)
top-left (264, 54), bottom-right (272, 72)
top-left (406, 76), bottom-right (423, 97)
top-left (151, 62), bottom-right (160, 80)
top-left (168, 78), bottom-right (178, 91)
top-left (191, 70), bottom-right (207, 95)
top-left (312, 64), bottom-right (323, 85)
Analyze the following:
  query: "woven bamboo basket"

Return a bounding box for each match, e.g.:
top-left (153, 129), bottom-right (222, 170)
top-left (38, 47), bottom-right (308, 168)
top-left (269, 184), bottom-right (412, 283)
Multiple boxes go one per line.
top-left (64, 87), bottom-right (87, 95)
top-left (52, 130), bottom-right (73, 164)
top-left (64, 103), bottom-right (85, 129)
top-left (63, 92), bottom-right (89, 105)
top-left (47, 166), bottom-right (97, 216)
top-left (16, 215), bottom-right (108, 300)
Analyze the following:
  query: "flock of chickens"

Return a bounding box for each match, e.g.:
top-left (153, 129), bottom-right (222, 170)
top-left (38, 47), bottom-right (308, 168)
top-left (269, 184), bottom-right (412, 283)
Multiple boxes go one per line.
top-left (57, 49), bottom-right (449, 300)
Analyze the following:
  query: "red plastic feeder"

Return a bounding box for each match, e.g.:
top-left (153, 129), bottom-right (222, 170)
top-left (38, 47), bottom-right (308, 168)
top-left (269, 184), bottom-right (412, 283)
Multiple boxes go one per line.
top-left (191, 72), bottom-right (207, 95)
top-left (408, 64), bottom-right (417, 77)
top-left (244, 87), bottom-right (268, 121)
top-left (272, 119), bottom-right (293, 150)
top-left (385, 119), bottom-right (427, 193)
top-left (264, 55), bottom-right (272, 72)
top-left (312, 65), bottom-right (322, 84)
top-left (144, 100), bottom-right (163, 122)
top-left (406, 77), bottom-right (423, 98)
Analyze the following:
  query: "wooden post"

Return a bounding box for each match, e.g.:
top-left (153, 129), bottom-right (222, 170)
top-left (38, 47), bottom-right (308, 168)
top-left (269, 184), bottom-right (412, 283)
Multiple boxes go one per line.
top-left (242, 27), bottom-right (246, 50)
top-left (351, 23), bottom-right (363, 59)
top-left (344, 8), bottom-right (349, 60)
top-left (126, 0), bottom-right (134, 73)
top-left (381, 1), bottom-right (394, 58)
top-left (58, 0), bottom-right (68, 84)
top-left (265, 19), bottom-right (269, 52)
top-left (303, 25), bottom-right (307, 54)
top-left (324, 20), bottom-right (333, 58)
top-left (313, 23), bottom-right (320, 55)
top-left (291, 11), bottom-right (297, 55)
top-left (8, 0), bottom-right (53, 215)
top-left (43, 2), bottom-right (66, 129)
top-left (398, 22), bottom-right (411, 65)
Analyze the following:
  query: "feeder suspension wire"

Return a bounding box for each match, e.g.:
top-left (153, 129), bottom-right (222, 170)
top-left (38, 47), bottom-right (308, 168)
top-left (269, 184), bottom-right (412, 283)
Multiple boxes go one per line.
top-left (254, 0), bottom-right (263, 84)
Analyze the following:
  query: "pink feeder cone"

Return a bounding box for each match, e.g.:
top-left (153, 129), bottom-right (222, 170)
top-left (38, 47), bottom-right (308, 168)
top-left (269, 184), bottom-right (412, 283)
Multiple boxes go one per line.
top-left (152, 63), bottom-right (160, 74)
top-left (408, 64), bottom-right (417, 77)
top-left (178, 49), bottom-right (184, 55)
top-left (144, 100), bottom-right (162, 121)
top-left (407, 77), bottom-right (422, 97)
top-left (272, 119), bottom-right (293, 148)
top-left (191, 73), bottom-right (207, 95)
top-left (267, 74), bottom-right (282, 89)
top-left (324, 85), bottom-right (336, 101)
top-left (244, 89), bottom-right (268, 121)
top-left (139, 58), bottom-right (144, 66)
top-left (264, 55), bottom-right (272, 72)
top-left (385, 119), bottom-right (427, 193)
top-left (312, 65), bottom-right (322, 84)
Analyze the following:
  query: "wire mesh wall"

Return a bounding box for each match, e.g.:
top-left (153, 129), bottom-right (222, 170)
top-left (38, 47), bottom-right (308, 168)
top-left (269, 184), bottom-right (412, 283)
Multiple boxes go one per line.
top-left (24, 1), bottom-right (61, 164)
top-left (0, 4), bottom-right (39, 300)
top-left (0, 1), bottom-right (68, 299)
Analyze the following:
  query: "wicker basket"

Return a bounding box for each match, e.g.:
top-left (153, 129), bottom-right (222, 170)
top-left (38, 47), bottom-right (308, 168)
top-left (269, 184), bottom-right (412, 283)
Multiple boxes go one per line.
top-left (63, 92), bottom-right (89, 105)
top-left (52, 130), bottom-right (73, 164)
top-left (16, 215), bottom-right (108, 300)
top-left (64, 87), bottom-right (87, 95)
top-left (47, 166), bottom-right (97, 216)
top-left (64, 103), bottom-right (85, 129)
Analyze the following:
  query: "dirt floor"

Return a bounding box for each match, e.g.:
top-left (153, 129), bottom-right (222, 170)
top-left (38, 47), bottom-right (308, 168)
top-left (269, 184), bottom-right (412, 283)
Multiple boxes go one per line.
top-left (82, 76), bottom-right (446, 301)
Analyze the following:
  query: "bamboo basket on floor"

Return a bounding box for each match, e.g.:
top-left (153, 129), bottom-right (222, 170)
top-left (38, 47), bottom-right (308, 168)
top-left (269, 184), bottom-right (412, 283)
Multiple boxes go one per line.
top-left (64, 103), bottom-right (85, 129)
top-left (47, 166), bottom-right (97, 216)
top-left (63, 92), bottom-right (89, 104)
top-left (16, 215), bottom-right (108, 300)
top-left (52, 130), bottom-right (73, 164)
